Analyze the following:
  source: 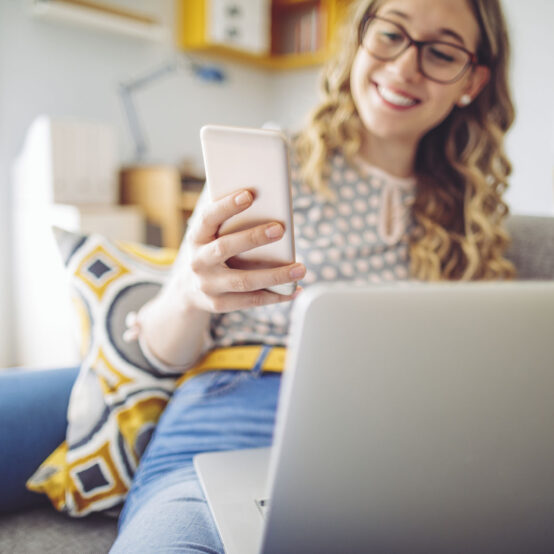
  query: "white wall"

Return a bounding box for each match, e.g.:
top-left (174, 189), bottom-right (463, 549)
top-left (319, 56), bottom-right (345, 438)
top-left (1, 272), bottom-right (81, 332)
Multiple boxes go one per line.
top-left (0, 2), bottom-right (11, 367)
top-left (268, 68), bottom-right (321, 133)
top-left (502, 0), bottom-right (554, 215)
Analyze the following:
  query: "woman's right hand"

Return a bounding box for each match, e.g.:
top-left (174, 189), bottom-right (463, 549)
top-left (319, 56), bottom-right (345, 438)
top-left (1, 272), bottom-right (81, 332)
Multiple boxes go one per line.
top-left (180, 188), bottom-right (305, 314)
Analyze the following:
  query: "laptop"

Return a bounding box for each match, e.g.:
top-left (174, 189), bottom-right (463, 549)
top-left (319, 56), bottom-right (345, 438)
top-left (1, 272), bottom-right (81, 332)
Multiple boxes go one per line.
top-left (194, 282), bottom-right (554, 553)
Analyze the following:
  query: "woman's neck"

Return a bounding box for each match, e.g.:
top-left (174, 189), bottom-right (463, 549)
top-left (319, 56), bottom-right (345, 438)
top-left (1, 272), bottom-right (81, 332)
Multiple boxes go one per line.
top-left (357, 133), bottom-right (418, 179)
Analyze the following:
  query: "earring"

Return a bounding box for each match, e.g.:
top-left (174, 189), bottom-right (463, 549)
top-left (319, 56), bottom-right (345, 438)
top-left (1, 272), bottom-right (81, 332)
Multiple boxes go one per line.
top-left (459, 94), bottom-right (472, 106)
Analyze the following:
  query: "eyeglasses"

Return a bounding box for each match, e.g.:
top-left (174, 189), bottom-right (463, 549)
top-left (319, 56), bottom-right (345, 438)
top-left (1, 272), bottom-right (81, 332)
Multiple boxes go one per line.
top-left (359, 15), bottom-right (479, 84)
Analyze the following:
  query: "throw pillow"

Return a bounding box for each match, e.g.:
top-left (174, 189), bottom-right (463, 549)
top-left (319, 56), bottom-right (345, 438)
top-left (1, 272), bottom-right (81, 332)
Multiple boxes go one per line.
top-left (26, 228), bottom-right (178, 516)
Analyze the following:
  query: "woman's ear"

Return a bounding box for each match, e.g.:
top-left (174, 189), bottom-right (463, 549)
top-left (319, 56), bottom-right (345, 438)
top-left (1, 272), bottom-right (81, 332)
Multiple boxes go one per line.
top-left (456, 65), bottom-right (490, 108)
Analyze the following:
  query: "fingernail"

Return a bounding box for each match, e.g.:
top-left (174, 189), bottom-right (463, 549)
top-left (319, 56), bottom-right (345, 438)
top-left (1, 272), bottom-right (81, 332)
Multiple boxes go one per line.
top-left (265, 223), bottom-right (283, 239)
top-left (289, 264), bottom-right (306, 280)
top-left (291, 286), bottom-right (303, 299)
top-left (235, 191), bottom-right (251, 206)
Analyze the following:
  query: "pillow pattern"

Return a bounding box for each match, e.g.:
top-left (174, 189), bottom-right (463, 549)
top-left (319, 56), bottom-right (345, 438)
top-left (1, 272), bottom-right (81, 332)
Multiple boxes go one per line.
top-left (26, 228), bottom-right (178, 516)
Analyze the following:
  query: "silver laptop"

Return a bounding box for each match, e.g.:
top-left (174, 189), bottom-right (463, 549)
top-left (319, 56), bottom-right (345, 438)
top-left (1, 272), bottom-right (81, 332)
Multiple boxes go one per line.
top-left (194, 282), bottom-right (554, 554)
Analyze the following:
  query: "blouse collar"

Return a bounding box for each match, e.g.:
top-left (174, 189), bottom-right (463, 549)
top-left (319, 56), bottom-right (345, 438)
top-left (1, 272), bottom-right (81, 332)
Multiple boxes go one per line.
top-left (352, 155), bottom-right (417, 191)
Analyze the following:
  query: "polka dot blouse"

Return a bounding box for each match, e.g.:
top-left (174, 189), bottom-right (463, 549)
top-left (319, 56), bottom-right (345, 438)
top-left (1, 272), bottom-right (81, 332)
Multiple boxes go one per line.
top-left (209, 150), bottom-right (416, 349)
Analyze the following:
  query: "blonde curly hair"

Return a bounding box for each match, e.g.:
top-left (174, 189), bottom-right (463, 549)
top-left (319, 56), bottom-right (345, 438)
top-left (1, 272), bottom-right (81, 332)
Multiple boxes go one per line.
top-left (295, 0), bottom-right (515, 280)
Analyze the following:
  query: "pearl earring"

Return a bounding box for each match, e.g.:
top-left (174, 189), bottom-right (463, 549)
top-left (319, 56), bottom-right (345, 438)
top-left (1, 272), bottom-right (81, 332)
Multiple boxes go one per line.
top-left (460, 94), bottom-right (472, 106)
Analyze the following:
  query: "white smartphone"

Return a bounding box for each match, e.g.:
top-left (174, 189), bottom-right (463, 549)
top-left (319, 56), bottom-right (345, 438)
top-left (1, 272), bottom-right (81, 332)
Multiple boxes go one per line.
top-left (200, 124), bottom-right (296, 296)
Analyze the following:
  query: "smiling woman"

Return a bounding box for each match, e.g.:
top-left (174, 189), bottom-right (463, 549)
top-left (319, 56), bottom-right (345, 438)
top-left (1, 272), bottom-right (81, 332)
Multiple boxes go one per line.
top-left (350, 0), bottom-right (492, 157)
top-left (0, 0), bottom-right (552, 551)
top-left (298, 0), bottom-right (513, 280)
top-left (107, 0), bottom-right (520, 551)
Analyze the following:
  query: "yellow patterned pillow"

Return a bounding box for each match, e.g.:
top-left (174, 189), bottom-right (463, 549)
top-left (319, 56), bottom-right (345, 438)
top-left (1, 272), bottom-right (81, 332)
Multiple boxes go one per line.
top-left (27, 228), bottom-right (178, 516)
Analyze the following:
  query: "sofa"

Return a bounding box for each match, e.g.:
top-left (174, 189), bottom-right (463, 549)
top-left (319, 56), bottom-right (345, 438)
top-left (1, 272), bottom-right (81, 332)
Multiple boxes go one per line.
top-left (1, 214), bottom-right (553, 554)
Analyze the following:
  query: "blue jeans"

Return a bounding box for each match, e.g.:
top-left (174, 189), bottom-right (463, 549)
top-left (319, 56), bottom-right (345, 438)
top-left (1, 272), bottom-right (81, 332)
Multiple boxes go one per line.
top-left (111, 369), bottom-right (281, 553)
top-left (0, 366), bottom-right (79, 512)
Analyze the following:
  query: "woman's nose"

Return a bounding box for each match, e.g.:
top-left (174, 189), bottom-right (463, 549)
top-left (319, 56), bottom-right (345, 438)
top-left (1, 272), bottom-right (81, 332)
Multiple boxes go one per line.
top-left (387, 44), bottom-right (421, 81)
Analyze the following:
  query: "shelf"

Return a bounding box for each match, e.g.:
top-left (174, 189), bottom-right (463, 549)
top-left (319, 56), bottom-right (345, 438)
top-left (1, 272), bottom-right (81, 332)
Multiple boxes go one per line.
top-left (272, 0), bottom-right (320, 8)
top-left (179, 42), bottom-right (326, 70)
top-left (119, 165), bottom-right (203, 249)
top-left (263, 50), bottom-right (328, 69)
top-left (175, 0), bottom-right (354, 70)
top-left (271, 0), bottom-right (325, 58)
top-left (176, 0), bottom-right (350, 70)
top-left (31, 0), bottom-right (170, 42)
top-left (180, 190), bottom-right (202, 212)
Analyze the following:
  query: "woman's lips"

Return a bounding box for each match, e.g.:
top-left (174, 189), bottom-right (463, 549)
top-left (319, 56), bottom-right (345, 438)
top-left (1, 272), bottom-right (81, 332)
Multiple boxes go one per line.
top-left (374, 83), bottom-right (421, 109)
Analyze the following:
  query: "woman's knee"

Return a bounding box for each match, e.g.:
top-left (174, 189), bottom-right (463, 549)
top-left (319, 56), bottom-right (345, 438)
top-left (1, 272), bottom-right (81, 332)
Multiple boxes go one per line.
top-left (112, 472), bottom-right (223, 554)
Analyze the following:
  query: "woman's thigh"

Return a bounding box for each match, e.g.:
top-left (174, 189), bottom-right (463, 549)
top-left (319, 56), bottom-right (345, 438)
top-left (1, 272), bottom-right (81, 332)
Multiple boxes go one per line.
top-left (0, 366), bottom-right (79, 511)
top-left (112, 370), bottom-right (281, 554)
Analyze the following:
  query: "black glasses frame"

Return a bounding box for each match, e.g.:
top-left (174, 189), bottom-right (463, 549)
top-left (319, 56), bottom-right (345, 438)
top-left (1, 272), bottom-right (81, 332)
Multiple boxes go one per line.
top-left (358, 14), bottom-right (479, 84)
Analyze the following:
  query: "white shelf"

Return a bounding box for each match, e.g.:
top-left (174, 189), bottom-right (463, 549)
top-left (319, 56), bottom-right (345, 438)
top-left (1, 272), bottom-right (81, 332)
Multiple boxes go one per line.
top-left (31, 0), bottom-right (170, 42)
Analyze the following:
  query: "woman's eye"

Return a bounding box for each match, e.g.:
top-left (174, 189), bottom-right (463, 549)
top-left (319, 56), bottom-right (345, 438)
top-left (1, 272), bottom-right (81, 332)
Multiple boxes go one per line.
top-left (380, 31), bottom-right (403, 44)
top-left (428, 47), bottom-right (456, 63)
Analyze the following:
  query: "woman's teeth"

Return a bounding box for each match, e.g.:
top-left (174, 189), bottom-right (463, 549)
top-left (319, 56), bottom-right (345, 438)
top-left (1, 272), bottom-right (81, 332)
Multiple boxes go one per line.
top-left (377, 85), bottom-right (418, 107)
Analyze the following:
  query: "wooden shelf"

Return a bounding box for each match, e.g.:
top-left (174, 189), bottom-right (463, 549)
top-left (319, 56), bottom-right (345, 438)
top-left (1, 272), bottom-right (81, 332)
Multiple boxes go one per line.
top-left (176, 42), bottom-right (327, 70)
top-left (119, 165), bottom-right (203, 249)
top-left (176, 0), bottom-right (352, 70)
top-left (31, 0), bottom-right (170, 42)
top-left (180, 190), bottom-right (202, 212)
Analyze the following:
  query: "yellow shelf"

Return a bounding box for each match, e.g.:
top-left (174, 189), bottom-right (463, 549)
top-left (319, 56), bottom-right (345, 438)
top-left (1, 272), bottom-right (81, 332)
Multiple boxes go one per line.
top-left (181, 43), bottom-right (328, 70)
top-left (262, 51), bottom-right (329, 70)
top-left (176, 0), bottom-right (352, 71)
top-left (272, 0), bottom-right (320, 6)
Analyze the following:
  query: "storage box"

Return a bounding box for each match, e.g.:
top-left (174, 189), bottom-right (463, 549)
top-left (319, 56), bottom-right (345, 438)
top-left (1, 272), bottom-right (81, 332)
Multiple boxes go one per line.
top-left (12, 115), bottom-right (119, 206)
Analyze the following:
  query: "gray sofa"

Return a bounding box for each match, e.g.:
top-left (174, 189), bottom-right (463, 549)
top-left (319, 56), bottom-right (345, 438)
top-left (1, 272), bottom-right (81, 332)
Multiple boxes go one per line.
top-left (1, 214), bottom-right (553, 554)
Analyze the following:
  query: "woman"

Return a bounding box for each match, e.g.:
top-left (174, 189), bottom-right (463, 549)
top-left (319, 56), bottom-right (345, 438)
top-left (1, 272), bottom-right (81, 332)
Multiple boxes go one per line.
top-left (0, 0), bottom-right (515, 550)
top-left (109, 0), bottom-right (515, 550)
